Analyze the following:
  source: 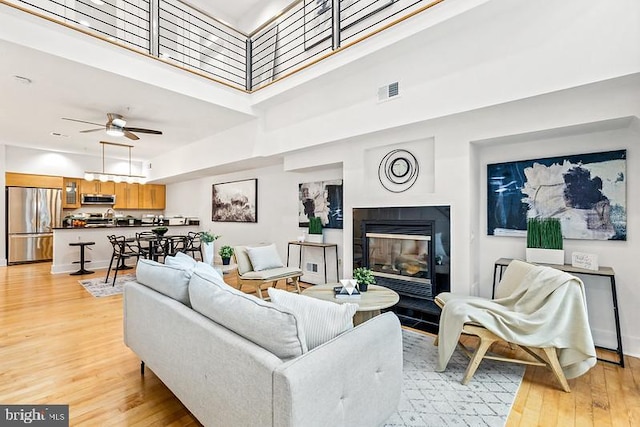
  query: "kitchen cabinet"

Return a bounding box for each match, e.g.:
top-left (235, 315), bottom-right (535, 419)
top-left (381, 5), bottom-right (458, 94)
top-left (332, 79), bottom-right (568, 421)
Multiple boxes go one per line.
top-left (79, 180), bottom-right (115, 195)
top-left (139, 184), bottom-right (166, 210)
top-left (114, 183), bottom-right (139, 209)
top-left (5, 172), bottom-right (63, 189)
top-left (62, 178), bottom-right (81, 208)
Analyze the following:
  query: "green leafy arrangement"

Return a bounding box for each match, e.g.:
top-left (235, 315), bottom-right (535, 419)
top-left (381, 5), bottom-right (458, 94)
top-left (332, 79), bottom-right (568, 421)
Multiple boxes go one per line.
top-left (526, 218), bottom-right (563, 249)
top-left (353, 267), bottom-right (376, 285)
top-left (308, 217), bottom-right (323, 235)
top-left (218, 245), bottom-right (234, 259)
top-left (200, 231), bottom-right (221, 244)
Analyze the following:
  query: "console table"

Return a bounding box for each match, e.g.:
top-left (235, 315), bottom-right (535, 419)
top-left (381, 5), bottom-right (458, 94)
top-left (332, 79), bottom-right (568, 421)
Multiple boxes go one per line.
top-left (286, 241), bottom-right (339, 284)
top-left (493, 258), bottom-right (624, 367)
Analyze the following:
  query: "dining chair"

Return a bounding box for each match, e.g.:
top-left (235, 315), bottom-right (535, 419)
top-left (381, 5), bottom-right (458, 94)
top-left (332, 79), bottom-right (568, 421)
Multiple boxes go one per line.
top-left (105, 235), bottom-right (140, 285)
top-left (182, 232), bottom-right (203, 261)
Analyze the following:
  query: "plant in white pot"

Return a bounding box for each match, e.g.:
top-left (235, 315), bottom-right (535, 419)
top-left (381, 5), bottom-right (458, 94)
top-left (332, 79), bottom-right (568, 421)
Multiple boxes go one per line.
top-left (200, 231), bottom-right (220, 265)
top-left (526, 217), bottom-right (564, 265)
top-left (306, 217), bottom-right (324, 244)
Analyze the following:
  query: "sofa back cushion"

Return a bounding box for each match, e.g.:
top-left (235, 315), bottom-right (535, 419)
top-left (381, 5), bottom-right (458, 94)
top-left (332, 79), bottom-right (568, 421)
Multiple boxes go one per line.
top-left (189, 264), bottom-right (308, 359)
top-left (268, 287), bottom-right (358, 349)
top-left (164, 252), bottom-right (197, 271)
top-left (135, 258), bottom-right (191, 306)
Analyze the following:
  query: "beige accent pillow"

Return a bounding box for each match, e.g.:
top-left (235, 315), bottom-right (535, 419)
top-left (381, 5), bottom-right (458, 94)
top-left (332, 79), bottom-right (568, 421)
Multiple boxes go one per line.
top-left (246, 244), bottom-right (284, 271)
top-left (267, 287), bottom-right (358, 350)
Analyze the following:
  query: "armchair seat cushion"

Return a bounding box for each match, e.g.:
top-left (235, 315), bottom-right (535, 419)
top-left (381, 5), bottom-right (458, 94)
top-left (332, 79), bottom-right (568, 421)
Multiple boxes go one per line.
top-left (240, 266), bottom-right (302, 281)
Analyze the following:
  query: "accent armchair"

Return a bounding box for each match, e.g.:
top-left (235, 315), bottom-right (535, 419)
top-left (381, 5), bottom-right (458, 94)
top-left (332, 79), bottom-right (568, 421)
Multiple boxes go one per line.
top-left (234, 244), bottom-right (303, 299)
top-left (435, 259), bottom-right (597, 392)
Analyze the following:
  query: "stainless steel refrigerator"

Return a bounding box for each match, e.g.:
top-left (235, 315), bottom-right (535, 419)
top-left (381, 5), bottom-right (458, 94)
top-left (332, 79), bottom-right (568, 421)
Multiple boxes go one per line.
top-left (7, 187), bottom-right (62, 264)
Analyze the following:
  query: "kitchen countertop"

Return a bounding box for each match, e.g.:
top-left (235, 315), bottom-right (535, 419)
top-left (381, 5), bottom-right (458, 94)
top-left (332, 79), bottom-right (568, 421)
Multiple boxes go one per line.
top-left (54, 223), bottom-right (198, 230)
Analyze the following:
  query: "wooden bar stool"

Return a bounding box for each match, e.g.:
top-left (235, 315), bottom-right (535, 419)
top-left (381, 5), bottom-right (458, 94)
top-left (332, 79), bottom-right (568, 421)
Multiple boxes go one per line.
top-left (69, 241), bottom-right (95, 275)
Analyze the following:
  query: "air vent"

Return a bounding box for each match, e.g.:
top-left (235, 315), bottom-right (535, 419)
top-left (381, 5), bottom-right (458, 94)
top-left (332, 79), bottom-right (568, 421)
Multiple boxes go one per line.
top-left (377, 81), bottom-right (400, 102)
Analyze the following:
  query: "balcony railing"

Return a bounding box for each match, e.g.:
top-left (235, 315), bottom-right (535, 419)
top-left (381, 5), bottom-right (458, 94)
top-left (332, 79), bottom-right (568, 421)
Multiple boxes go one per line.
top-left (3, 0), bottom-right (444, 91)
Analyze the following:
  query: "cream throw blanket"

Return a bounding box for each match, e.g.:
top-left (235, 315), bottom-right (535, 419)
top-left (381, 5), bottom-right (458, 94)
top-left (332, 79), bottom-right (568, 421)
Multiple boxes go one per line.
top-left (437, 265), bottom-right (597, 379)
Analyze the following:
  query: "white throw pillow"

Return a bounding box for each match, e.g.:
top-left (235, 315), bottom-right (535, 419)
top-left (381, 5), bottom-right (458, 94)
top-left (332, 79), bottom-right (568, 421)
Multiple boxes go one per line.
top-left (246, 244), bottom-right (284, 271)
top-left (165, 252), bottom-right (197, 273)
top-left (267, 287), bottom-right (358, 350)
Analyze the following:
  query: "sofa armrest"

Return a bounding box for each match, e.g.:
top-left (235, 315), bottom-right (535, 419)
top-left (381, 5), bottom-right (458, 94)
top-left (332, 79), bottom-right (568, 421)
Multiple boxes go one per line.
top-left (273, 312), bottom-right (402, 427)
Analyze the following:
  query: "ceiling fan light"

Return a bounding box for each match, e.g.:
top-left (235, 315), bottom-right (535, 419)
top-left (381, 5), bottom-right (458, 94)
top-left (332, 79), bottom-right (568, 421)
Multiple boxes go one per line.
top-left (106, 124), bottom-right (124, 137)
top-left (84, 172), bottom-right (94, 181)
top-left (111, 117), bottom-right (126, 127)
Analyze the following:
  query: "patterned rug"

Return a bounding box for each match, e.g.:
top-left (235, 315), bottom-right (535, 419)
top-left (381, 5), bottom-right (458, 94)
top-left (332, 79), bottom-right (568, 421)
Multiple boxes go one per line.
top-left (78, 274), bottom-right (136, 297)
top-left (385, 329), bottom-right (524, 427)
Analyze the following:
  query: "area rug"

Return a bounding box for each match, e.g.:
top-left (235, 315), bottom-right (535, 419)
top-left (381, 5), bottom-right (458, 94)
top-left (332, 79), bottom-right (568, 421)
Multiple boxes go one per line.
top-left (385, 328), bottom-right (524, 427)
top-left (78, 274), bottom-right (136, 297)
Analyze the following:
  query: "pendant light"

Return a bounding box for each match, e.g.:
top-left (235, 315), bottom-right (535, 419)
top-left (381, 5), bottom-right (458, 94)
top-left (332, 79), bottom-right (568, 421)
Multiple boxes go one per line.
top-left (84, 141), bottom-right (146, 184)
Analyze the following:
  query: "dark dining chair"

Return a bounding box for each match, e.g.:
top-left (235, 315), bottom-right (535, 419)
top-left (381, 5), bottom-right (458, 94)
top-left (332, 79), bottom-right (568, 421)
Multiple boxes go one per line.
top-left (105, 235), bottom-right (140, 285)
top-left (136, 231), bottom-right (166, 262)
top-left (182, 232), bottom-right (203, 261)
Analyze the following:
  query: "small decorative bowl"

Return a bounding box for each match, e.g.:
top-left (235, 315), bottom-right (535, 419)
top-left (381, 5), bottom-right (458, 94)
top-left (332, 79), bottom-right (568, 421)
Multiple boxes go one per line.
top-left (152, 227), bottom-right (168, 236)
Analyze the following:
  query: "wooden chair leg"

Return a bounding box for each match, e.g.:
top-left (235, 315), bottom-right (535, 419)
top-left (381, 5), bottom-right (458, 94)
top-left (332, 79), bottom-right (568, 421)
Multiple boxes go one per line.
top-left (541, 347), bottom-right (571, 392)
top-left (462, 335), bottom-right (498, 385)
top-left (290, 276), bottom-right (301, 294)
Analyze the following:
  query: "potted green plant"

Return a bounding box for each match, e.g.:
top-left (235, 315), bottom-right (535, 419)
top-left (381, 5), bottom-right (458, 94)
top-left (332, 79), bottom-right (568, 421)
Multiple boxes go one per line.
top-left (525, 217), bottom-right (564, 265)
top-left (200, 231), bottom-right (221, 265)
top-left (353, 267), bottom-right (376, 292)
top-left (218, 245), bottom-right (234, 265)
top-left (307, 216), bottom-right (324, 243)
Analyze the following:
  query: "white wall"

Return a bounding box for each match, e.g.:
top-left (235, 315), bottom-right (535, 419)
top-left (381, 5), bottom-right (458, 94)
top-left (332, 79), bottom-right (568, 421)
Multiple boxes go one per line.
top-left (0, 145), bottom-right (6, 266)
top-left (165, 163), bottom-right (344, 267)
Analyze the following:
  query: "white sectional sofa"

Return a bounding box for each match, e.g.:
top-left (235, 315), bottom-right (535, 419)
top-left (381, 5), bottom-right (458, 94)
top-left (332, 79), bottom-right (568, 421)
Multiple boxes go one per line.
top-left (123, 257), bottom-right (403, 427)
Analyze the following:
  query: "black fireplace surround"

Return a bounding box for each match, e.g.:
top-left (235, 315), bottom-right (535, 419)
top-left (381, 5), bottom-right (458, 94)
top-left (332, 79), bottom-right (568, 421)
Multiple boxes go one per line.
top-left (353, 206), bottom-right (450, 333)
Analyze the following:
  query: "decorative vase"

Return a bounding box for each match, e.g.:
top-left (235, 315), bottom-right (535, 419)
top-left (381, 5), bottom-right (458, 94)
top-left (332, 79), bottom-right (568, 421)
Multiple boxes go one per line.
top-left (357, 282), bottom-right (368, 292)
top-left (306, 233), bottom-right (323, 244)
top-left (525, 248), bottom-right (565, 265)
top-left (222, 257), bottom-right (230, 265)
top-left (203, 242), bottom-right (215, 265)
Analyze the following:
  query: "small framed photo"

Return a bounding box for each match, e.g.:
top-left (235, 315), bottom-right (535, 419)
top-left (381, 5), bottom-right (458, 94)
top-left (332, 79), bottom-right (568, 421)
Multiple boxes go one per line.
top-left (212, 179), bottom-right (258, 223)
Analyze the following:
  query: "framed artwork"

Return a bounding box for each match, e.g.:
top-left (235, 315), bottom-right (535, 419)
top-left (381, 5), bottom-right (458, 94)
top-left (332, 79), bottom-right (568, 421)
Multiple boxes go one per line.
top-left (212, 179), bottom-right (258, 223)
top-left (304, 0), bottom-right (397, 50)
top-left (487, 150), bottom-right (626, 240)
top-left (298, 180), bottom-right (343, 229)
top-left (341, 0), bottom-right (396, 30)
top-left (304, 0), bottom-right (332, 50)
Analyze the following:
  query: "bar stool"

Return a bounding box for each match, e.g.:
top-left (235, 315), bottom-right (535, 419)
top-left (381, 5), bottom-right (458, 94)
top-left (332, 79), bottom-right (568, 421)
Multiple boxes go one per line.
top-left (69, 241), bottom-right (95, 275)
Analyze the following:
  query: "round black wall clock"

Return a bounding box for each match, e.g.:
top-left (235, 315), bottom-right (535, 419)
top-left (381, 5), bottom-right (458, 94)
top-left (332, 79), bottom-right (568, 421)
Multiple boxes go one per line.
top-left (378, 149), bottom-right (419, 193)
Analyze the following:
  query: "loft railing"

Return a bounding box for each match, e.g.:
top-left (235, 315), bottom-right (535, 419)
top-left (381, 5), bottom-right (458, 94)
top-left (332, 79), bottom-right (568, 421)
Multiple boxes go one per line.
top-left (3, 0), bottom-right (444, 91)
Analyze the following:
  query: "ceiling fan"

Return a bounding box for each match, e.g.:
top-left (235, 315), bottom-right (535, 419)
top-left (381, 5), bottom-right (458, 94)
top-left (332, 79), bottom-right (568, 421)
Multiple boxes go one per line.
top-left (62, 113), bottom-right (163, 141)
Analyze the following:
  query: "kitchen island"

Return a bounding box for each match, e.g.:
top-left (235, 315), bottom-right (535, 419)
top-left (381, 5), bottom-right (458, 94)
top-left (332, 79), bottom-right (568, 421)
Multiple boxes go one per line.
top-left (52, 224), bottom-right (200, 274)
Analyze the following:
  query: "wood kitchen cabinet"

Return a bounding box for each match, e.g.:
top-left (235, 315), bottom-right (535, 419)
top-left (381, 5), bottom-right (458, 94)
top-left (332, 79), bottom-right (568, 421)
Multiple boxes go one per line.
top-left (5, 172), bottom-right (63, 189)
top-left (62, 177), bottom-right (81, 208)
top-left (114, 183), bottom-right (139, 209)
top-left (138, 184), bottom-right (166, 210)
top-left (79, 180), bottom-right (115, 195)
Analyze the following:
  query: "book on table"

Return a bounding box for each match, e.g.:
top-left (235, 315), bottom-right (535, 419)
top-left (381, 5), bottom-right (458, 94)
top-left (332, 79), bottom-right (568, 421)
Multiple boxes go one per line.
top-left (333, 286), bottom-right (361, 299)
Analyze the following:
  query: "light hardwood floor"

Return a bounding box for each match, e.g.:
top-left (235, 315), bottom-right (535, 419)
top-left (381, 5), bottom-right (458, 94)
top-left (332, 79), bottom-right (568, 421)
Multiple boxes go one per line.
top-left (1, 262), bottom-right (638, 426)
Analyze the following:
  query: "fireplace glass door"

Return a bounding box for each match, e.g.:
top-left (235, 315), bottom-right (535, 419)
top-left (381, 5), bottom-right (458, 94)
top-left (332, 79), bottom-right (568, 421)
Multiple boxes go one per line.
top-left (366, 233), bottom-right (431, 284)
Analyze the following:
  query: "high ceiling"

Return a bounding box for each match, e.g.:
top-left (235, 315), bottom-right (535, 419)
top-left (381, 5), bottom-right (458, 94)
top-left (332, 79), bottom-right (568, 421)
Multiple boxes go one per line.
top-left (0, 0), bottom-right (292, 162)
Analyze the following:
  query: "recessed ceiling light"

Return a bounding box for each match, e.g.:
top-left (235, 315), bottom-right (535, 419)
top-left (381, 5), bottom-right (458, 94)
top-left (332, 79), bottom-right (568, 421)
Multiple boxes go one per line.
top-left (50, 132), bottom-right (69, 137)
top-left (13, 75), bottom-right (32, 84)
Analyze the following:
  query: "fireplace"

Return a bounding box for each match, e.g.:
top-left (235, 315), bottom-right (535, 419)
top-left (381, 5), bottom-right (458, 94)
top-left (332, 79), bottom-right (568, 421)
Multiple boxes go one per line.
top-left (354, 206), bottom-right (450, 332)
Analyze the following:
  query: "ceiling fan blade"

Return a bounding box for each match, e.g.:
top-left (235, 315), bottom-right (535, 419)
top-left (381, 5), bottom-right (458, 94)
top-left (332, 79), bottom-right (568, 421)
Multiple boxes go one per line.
top-left (124, 127), bottom-right (163, 135)
top-left (62, 117), bottom-right (103, 127)
top-left (80, 128), bottom-right (104, 133)
top-left (124, 130), bottom-right (140, 141)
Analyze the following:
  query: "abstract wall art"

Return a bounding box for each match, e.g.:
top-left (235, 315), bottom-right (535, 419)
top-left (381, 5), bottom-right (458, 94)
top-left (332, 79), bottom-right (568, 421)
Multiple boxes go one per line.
top-left (487, 150), bottom-right (626, 240)
top-left (298, 180), bottom-right (343, 229)
top-left (212, 179), bottom-right (258, 223)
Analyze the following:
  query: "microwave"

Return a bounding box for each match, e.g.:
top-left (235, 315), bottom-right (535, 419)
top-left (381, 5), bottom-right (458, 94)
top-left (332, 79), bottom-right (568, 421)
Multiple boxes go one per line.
top-left (81, 194), bottom-right (116, 205)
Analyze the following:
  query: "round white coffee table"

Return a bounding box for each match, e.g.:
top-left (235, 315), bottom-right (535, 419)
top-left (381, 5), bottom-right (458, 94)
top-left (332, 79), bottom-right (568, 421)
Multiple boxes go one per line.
top-left (302, 284), bottom-right (399, 325)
